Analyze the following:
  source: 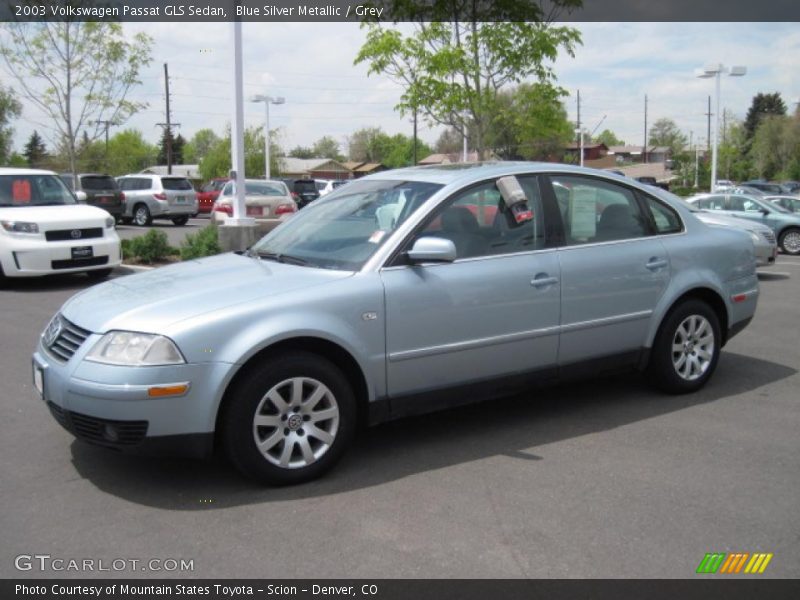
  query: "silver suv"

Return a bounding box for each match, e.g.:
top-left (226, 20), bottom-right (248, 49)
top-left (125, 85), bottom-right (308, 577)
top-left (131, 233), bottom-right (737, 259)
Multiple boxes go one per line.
top-left (117, 174), bottom-right (198, 226)
top-left (33, 163), bottom-right (759, 485)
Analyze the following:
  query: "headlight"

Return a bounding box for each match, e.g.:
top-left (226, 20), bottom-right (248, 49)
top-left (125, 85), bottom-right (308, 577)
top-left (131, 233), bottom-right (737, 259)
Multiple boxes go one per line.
top-left (105, 217), bottom-right (114, 229)
top-left (86, 331), bottom-right (185, 366)
top-left (748, 231), bottom-right (760, 243)
top-left (1, 220), bottom-right (39, 234)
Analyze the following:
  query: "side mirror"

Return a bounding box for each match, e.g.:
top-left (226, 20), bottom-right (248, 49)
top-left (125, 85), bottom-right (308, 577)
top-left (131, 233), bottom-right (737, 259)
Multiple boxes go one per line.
top-left (75, 191), bottom-right (87, 203)
top-left (407, 237), bottom-right (457, 264)
top-left (760, 208), bottom-right (770, 216)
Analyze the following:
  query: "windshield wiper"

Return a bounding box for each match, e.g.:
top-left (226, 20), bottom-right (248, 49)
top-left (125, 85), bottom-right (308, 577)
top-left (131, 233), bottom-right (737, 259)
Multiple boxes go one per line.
top-left (254, 250), bottom-right (311, 267)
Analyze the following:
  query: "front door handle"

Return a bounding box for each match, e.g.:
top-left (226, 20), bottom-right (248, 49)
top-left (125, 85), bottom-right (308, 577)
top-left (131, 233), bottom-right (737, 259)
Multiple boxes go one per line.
top-left (531, 274), bottom-right (559, 288)
top-left (646, 258), bottom-right (668, 271)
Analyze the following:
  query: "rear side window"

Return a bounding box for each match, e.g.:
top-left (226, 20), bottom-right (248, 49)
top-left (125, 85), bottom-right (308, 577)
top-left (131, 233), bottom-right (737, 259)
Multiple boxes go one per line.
top-left (80, 175), bottom-right (118, 190)
top-left (161, 177), bottom-right (193, 191)
top-left (548, 175), bottom-right (650, 245)
top-left (643, 195), bottom-right (683, 234)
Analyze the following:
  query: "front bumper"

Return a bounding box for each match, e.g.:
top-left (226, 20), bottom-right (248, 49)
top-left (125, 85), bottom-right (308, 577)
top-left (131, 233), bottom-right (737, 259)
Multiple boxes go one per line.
top-left (2, 236), bottom-right (121, 277)
top-left (33, 336), bottom-right (233, 457)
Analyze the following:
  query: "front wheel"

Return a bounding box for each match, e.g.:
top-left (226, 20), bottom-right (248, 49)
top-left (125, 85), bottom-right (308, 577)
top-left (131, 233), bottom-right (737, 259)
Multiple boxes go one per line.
top-left (222, 352), bottom-right (356, 485)
top-left (133, 204), bottom-right (152, 227)
top-left (647, 300), bottom-right (721, 394)
top-left (779, 228), bottom-right (800, 255)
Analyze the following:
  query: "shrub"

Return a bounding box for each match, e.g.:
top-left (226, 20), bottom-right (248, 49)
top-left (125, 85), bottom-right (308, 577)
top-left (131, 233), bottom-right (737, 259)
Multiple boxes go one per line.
top-left (123, 229), bottom-right (179, 264)
top-left (180, 224), bottom-right (222, 260)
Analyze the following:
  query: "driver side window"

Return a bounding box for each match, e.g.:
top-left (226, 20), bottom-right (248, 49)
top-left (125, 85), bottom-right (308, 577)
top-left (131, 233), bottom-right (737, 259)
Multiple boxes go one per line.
top-left (412, 178), bottom-right (545, 260)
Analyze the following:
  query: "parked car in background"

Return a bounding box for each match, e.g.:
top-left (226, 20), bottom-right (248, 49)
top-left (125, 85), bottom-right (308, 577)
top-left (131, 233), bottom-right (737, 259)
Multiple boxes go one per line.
top-left (34, 163), bottom-right (759, 484)
top-left (635, 176), bottom-right (669, 191)
top-left (59, 173), bottom-right (125, 222)
top-left (117, 174), bottom-right (198, 226)
top-left (1, 168), bottom-right (121, 281)
top-left (741, 181), bottom-right (787, 195)
top-left (780, 181), bottom-right (800, 193)
top-left (196, 178), bottom-right (228, 214)
top-left (714, 179), bottom-right (735, 191)
top-left (316, 179), bottom-right (345, 197)
top-left (766, 195), bottom-right (800, 214)
top-left (211, 179), bottom-right (296, 232)
top-left (280, 178), bottom-right (320, 208)
top-left (687, 192), bottom-right (800, 254)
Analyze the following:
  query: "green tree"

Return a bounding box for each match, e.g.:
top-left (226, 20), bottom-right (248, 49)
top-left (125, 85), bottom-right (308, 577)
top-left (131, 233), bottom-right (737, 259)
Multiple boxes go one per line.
top-left (0, 21), bottom-right (153, 176)
top-left (288, 146), bottom-right (315, 159)
top-left (648, 118), bottom-right (687, 156)
top-left (23, 130), bottom-right (48, 167)
top-left (0, 84), bottom-right (21, 163)
top-left (744, 92), bottom-right (786, 142)
top-left (347, 127), bottom-right (392, 162)
top-left (355, 2), bottom-right (581, 158)
top-left (718, 115), bottom-right (752, 182)
top-left (487, 83), bottom-right (573, 160)
top-left (183, 129), bottom-right (220, 164)
top-left (435, 127), bottom-right (463, 154)
top-left (199, 126), bottom-right (284, 180)
top-left (751, 115), bottom-right (789, 180)
top-left (105, 129), bottom-right (158, 175)
top-left (312, 136), bottom-right (344, 161)
top-left (157, 130), bottom-right (185, 166)
top-left (595, 129), bottom-right (624, 147)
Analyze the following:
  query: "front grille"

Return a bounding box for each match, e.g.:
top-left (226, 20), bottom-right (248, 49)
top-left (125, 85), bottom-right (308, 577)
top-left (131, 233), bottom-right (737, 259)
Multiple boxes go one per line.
top-left (760, 230), bottom-right (776, 244)
top-left (44, 314), bottom-right (91, 362)
top-left (45, 228), bottom-right (103, 242)
top-left (51, 256), bottom-right (108, 270)
top-left (47, 402), bottom-right (148, 448)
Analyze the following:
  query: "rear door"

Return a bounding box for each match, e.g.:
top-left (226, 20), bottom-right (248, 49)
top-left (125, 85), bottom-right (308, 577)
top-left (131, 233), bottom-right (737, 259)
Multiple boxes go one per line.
top-left (544, 173), bottom-right (671, 366)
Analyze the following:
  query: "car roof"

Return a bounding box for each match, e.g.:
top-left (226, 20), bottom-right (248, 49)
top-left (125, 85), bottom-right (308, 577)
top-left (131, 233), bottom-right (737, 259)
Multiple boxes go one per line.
top-left (0, 167), bottom-right (57, 175)
top-left (356, 161), bottom-right (642, 187)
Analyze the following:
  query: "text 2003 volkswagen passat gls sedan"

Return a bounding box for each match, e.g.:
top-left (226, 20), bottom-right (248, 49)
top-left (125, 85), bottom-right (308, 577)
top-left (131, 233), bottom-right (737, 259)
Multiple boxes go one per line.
top-left (33, 163), bottom-right (759, 484)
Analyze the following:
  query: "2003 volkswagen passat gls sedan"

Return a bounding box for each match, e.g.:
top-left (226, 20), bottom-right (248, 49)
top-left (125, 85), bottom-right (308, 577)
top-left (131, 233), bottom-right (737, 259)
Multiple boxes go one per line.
top-left (33, 163), bottom-right (759, 484)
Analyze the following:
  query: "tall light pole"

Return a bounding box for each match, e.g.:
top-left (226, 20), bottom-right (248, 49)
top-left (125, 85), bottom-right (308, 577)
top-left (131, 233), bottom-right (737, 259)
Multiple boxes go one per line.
top-left (251, 94), bottom-right (285, 179)
top-left (696, 63), bottom-right (746, 191)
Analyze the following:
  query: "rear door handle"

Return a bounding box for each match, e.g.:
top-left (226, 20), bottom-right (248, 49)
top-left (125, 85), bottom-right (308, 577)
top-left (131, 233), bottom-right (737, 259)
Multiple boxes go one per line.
top-left (646, 258), bottom-right (668, 271)
top-left (531, 274), bottom-right (559, 288)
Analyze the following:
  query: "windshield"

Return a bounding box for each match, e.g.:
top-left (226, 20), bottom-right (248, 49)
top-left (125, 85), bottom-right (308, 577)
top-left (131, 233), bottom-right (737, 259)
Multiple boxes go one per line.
top-left (224, 181), bottom-right (289, 196)
top-left (251, 179), bottom-right (443, 270)
top-left (0, 174), bottom-right (77, 207)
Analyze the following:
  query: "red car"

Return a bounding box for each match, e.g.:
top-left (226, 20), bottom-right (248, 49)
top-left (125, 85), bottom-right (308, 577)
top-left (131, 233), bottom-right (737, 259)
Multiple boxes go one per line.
top-left (196, 178), bottom-right (229, 214)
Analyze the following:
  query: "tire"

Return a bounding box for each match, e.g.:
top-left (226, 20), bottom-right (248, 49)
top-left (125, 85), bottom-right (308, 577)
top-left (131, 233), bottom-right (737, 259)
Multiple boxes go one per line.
top-left (133, 203), bottom-right (152, 227)
top-left (646, 299), bottom-right (721, 394)
top-left (222, 351), bottom-right (356, 485)
top-left (86, 268), bottom-right (112, 281)
top-left (172, 216), bottom-right (189, 226)
top-left (778, 227), bottom-right (800, 255)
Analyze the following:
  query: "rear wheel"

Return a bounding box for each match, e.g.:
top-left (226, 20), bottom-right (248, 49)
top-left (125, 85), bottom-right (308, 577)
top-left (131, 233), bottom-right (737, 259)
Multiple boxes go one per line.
top-left (779, 228), bottom-right (800, 255)
top-left (172, 216), bottom-right (189, 226)
top-left (133, 203), bottom-right (152, 227)
top-left (222, 351), bottom-right (356, 485)
top-left (647, 299), bottom-right (721, 394)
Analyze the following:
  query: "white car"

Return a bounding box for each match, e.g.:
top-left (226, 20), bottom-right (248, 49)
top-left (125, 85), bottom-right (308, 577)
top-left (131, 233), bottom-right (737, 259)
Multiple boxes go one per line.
top-left (0, 168), bottom-right (121, 281)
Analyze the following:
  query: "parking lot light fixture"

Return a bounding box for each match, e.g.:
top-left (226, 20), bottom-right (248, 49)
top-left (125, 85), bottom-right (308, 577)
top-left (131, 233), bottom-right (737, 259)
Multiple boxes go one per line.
top-left (251, 95), bottom-right (286, 179)
top-left (696, 64), bottom-right (747, 192)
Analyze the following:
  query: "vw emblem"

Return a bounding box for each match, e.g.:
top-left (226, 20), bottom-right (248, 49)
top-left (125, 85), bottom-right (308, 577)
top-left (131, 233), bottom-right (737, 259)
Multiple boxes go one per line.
top-left (43, 315), bottom-right (62, 347)
top-left (70, 229), bottom-right (82, 239)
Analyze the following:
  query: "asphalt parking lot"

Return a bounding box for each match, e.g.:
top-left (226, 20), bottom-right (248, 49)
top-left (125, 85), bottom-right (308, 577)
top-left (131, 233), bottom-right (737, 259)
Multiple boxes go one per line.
top-left (1, 257), bottom-right (798, 579)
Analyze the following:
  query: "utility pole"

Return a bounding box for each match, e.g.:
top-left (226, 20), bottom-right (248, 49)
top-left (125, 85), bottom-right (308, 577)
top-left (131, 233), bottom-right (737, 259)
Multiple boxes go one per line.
top-left (643, 94), bottom-right (648, 164)
top-left (705, 95), bottom-right (712, 153)
top-left (576, 89), bottom-right (582, 165)
top-left (156, 63), bottom-right (181, 174)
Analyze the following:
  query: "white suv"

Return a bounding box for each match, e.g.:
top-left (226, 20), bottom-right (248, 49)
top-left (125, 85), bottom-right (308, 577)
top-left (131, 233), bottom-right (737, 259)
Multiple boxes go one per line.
top-left (0, 168), bottom-right (121, 281)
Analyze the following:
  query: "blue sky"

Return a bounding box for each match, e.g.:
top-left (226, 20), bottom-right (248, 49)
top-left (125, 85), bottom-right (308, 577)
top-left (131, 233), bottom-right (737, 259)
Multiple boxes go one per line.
top-left (6, 21), bottom-right (799, 156)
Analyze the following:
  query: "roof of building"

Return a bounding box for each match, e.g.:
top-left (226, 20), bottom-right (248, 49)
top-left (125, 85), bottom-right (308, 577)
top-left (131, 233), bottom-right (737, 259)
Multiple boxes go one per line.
top-left (418, 152), bottom-right (482, 165)
top-left (140, 164), bottom-right (201, 178)
top-left (279, 157), bottom-right (349, 174)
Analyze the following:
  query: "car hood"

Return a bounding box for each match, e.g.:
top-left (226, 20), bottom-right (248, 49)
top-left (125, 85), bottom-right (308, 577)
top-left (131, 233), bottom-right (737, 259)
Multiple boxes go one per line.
top-left (0, 204), bottom-right (110, 225)
top-left (61, 253), bottom-right (353, 333)
top-left (696, 211), bottom-right (772, 232)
